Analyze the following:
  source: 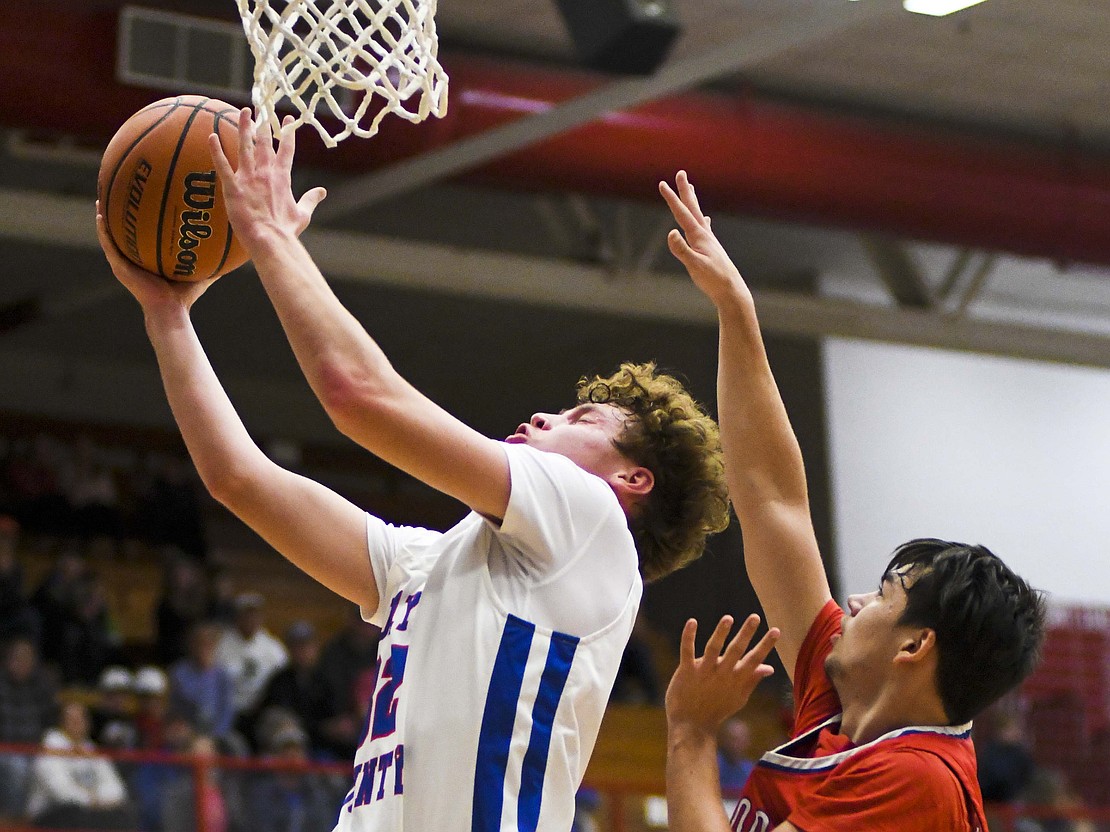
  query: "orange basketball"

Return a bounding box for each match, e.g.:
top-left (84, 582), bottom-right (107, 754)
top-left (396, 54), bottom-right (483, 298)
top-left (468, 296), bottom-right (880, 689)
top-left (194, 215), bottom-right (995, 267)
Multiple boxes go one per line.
top-left (98, 95), bottom-right (249, 282)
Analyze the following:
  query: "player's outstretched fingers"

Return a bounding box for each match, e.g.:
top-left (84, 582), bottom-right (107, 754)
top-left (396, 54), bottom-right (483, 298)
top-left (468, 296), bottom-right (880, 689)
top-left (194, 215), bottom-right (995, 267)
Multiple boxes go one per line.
top-left (721, 614), bottom-right (764, 664)
top-left (735, 627), bottom-right (780, 679)
top-left (659, 180), bottom-right (699, 233)
top-left (678, 618), bottom-right (699, 667)
top-left (208, 132), bottom-right (236, 183)
top-left (277, 114), bottom-right (298, 168)
top-left (676, 170), bottom-right (707, 225)
top-left (703, 614), bottom-right (735, 660)
top-left (235, 108), bottom-right (255, 173)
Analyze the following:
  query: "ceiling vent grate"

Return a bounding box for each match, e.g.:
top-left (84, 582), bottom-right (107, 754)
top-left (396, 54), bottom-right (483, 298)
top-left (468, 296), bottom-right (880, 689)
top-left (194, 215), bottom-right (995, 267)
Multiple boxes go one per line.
top-left (116, 5), bottom-right (251, 102)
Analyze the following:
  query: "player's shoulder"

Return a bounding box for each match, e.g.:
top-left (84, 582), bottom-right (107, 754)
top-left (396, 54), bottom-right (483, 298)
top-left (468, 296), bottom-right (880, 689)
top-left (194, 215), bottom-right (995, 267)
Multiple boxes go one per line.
top-left (843, 738), bottom-right (970, 793)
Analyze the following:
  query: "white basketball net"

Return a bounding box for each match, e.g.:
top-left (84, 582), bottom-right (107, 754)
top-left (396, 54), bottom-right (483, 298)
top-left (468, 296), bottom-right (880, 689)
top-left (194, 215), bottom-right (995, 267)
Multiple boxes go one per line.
top-left (236, 0), bottom-right (449, 147)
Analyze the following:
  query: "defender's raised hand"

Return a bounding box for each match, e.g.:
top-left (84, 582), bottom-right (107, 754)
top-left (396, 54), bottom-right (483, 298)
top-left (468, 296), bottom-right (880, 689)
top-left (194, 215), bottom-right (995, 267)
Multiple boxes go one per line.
top-left (659, 171), bottom-right (750, 308)
top-left (665, 613), bottom-right (779, 737)
top-left (208, 109), bottom-right (326, 249)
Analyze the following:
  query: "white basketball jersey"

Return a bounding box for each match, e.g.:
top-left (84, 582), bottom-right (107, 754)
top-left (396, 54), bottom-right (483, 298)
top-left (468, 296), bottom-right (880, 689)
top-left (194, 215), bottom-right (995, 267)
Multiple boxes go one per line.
top-left (334, 444), bottom-right (642, 832)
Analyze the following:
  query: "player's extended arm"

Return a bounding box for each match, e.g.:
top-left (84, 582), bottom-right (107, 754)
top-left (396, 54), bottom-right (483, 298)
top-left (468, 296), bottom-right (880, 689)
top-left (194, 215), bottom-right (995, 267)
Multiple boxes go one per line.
top-left (96, 211), bottom-right (375, 611)
top-left (210, 110), bottom-right (511, 521)
top-left (665, 615), bottom-right (778, 832)
top-left (660, 172), bottom-right (831, 679)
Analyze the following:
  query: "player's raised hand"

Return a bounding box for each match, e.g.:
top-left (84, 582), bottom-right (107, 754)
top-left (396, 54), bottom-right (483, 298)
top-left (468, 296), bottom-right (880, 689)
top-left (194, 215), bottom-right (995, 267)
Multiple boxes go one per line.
top-left (659, 171), bottom-right (751, 309)
top-left (665, 613), bottom-right (779, 736)
top-left (96, 202), bottom-right (215, 312)
top-left (209, 109), bottom-right (326, 248)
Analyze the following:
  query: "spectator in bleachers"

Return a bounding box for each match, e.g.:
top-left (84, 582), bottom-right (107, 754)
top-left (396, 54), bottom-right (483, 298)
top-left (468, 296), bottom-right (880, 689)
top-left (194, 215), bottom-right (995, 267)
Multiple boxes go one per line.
top-left (66, 438), bottom-right (124, 556)
top-left (215, 593), bottom-right (288, 730)
top-left (717, 715), bottom-right (756, 794)
top-left (56, 575), bottom-right (123, 686)
top-left (25, 700), bottom-right (138, 831)
top-left (30, 548), bottom-right (88, 670)
top-left (7, 434), bottom-right (73, 543)
top-left (254, 620), bottom-right (333, 757)
top-left (248, 723), bottom-right (337, 832)
top-left (315, 607), bottom-right (380, 760)
top-left (0, 515), bottom-right (41, 644)
top-left (90, 666), bottom-right (138, 750)
top-left (129, 711), bottom-right (197, 832)
top-left (169, 621), bottom-right (236, 746)
top-left (978, 708), bottom-right (1037, 804)
top-left (1016, 767), bottom-right (1096, 832)
top-left (0, 636), bottom-right (59, 818)
top-left (133, 666), bottom-right (170, 751)
top-left (610, 616), bottom-right (662, 705)
top-left (206, 567), bottom-right (238, 628)
top-left (155, 557), bottom-right (210, 665)
top-left (135, 454), bottom-right (207, 560)
top-left (160, 733), bottom-right (233, 832)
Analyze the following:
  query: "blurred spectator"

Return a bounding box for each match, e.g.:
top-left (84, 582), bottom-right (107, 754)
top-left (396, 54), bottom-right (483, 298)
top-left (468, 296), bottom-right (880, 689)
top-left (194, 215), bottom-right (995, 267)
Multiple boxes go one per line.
top-left (31, 548), bottom-right (88, 670)
top-left (155, 557), bottom-right (210, 666)
top-left (133, 666), bottom-right (170, 751)
top-left (7, 435), bottom-right (73, 542)
top-left (170, 621), bottom-right (235, 744)
top-left (66, 439), bottom-right (123, 556)
top-left (610, 616), bottom-right (661, 705)
top-left (90, 666), bottom-right (138, 750)
top-left (135, 454), bottom-right (206, 559)
top-left (572, 787), bottom-right (601, 832)
top-left (316, 607), bottom-right (380, 759)
top-left (25, 700), bottom-right (138, 830)
top-left (129, 712), bottom-right (197, 832)
top-left (0, 515), bottom-right (41, 644)
top-left (254, 621), bottom-right (333, 756)
top-left (206, 568), bottom-right (238, 628)
top-left (56, 575), bottom-right (123, 686)
top-left (215, 593), bottom-right (288, 726)
top-left (248, 723), bottom-right (336, 832)
top-left (161, 734), bottom-right (232, 832)
top-left (1016, 767), bottom-right (1096, 832)
top-left (978, 709), bottom-right (1037, 803)
top-left (717, 716), bottom-right (756, 793)
top-left (0, 637), bottom-right (59, 817)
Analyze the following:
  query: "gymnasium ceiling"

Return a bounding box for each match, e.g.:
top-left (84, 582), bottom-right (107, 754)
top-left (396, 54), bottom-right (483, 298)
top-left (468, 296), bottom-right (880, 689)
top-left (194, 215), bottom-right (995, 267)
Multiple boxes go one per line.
top-left (3, 0), bottom-right (1110, 453)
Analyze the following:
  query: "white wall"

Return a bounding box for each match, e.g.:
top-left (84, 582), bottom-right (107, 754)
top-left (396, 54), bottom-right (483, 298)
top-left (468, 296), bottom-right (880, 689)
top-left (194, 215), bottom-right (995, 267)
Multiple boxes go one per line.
top-left (822, 339), bottom-right (1110, 606)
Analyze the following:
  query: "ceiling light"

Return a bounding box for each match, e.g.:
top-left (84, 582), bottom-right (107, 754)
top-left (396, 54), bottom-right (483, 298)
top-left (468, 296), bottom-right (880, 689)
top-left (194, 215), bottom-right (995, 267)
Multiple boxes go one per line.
top-left (903, 0), bottom-right (988, 16)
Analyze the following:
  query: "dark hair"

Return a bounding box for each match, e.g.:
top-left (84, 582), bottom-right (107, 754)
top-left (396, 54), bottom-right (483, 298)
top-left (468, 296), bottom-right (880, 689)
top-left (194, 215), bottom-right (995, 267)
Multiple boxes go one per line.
top-left (577, 362), bottom-right (729, 582)
top-left (888, 538), bottom-right (1046, 725)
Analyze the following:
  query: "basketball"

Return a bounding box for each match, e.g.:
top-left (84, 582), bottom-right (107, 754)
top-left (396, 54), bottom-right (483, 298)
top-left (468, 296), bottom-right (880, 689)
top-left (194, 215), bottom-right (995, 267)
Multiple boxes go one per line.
top-left (98, 95), bottom-right (249, 282)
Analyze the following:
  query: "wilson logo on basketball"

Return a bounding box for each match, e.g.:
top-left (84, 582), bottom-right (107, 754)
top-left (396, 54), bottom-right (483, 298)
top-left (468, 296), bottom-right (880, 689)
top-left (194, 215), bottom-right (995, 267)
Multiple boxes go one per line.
top-left (174, 171), bottom-right (218, 278)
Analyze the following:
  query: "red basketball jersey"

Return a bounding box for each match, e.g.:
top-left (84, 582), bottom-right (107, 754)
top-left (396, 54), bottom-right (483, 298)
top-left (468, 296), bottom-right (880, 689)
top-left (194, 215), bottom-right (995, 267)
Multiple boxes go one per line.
top-left (732, 600), bottom-right (989, 832)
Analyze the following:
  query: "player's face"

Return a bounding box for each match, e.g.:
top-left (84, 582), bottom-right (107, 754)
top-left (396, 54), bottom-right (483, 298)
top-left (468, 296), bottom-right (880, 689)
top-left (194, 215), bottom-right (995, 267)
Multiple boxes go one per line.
top-left (825, 566), bottom-right (915, 692)
top-left (506, 402), bottom-right (635, 478)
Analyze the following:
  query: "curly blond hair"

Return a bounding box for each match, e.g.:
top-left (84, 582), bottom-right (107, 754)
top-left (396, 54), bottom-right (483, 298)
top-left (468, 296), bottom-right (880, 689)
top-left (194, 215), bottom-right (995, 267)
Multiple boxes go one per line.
top-left (577, 362), bottom-right (729, 582)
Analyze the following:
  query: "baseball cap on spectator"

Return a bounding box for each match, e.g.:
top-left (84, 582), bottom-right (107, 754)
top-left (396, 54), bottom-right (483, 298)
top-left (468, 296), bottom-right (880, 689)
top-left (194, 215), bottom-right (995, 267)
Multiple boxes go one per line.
top-left (285, 620), bottom-right (316, 644)
top-left (134, 666), bottom-right (168, 696)
top-left (98, 666), bottom-right (134, 692)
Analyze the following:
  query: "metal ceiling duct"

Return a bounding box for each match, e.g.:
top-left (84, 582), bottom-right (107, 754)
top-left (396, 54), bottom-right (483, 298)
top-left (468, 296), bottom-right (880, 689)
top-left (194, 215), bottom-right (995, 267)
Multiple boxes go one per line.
top-left (6, 5), bottom-right (1110, 266)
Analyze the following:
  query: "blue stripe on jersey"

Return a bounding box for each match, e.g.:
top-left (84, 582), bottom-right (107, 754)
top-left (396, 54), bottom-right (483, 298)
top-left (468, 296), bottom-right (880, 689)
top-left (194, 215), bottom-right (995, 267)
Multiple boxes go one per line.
top-left (518, 631), bottom-right (579, 832)
top-left (473, 615), bottom-right (536, 832)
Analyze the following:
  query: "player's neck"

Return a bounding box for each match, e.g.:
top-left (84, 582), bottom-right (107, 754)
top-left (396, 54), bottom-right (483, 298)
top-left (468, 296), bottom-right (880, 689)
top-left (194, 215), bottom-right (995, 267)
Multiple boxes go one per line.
top-left (839, 688), bottom-right (950, 745)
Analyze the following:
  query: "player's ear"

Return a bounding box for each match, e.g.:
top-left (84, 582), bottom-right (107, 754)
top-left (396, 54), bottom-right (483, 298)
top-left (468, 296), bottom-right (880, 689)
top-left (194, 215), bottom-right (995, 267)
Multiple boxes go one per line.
top-left (894, 628), bottom-right (936, 665)
top-left (614, 465), bottom-right (654, 498)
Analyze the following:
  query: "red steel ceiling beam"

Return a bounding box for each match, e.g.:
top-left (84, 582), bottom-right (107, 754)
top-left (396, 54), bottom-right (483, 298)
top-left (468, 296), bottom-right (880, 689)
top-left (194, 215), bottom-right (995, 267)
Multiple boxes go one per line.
top-left (5, 5), bottom-right (1110, 266)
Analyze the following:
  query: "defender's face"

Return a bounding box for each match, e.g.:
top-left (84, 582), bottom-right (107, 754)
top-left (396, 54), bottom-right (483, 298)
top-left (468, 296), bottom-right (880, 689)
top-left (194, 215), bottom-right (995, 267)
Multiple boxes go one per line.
top-left (825, 567), bottom-right (914, 689)
top-left (506, 402), bottom-right (634, 478)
